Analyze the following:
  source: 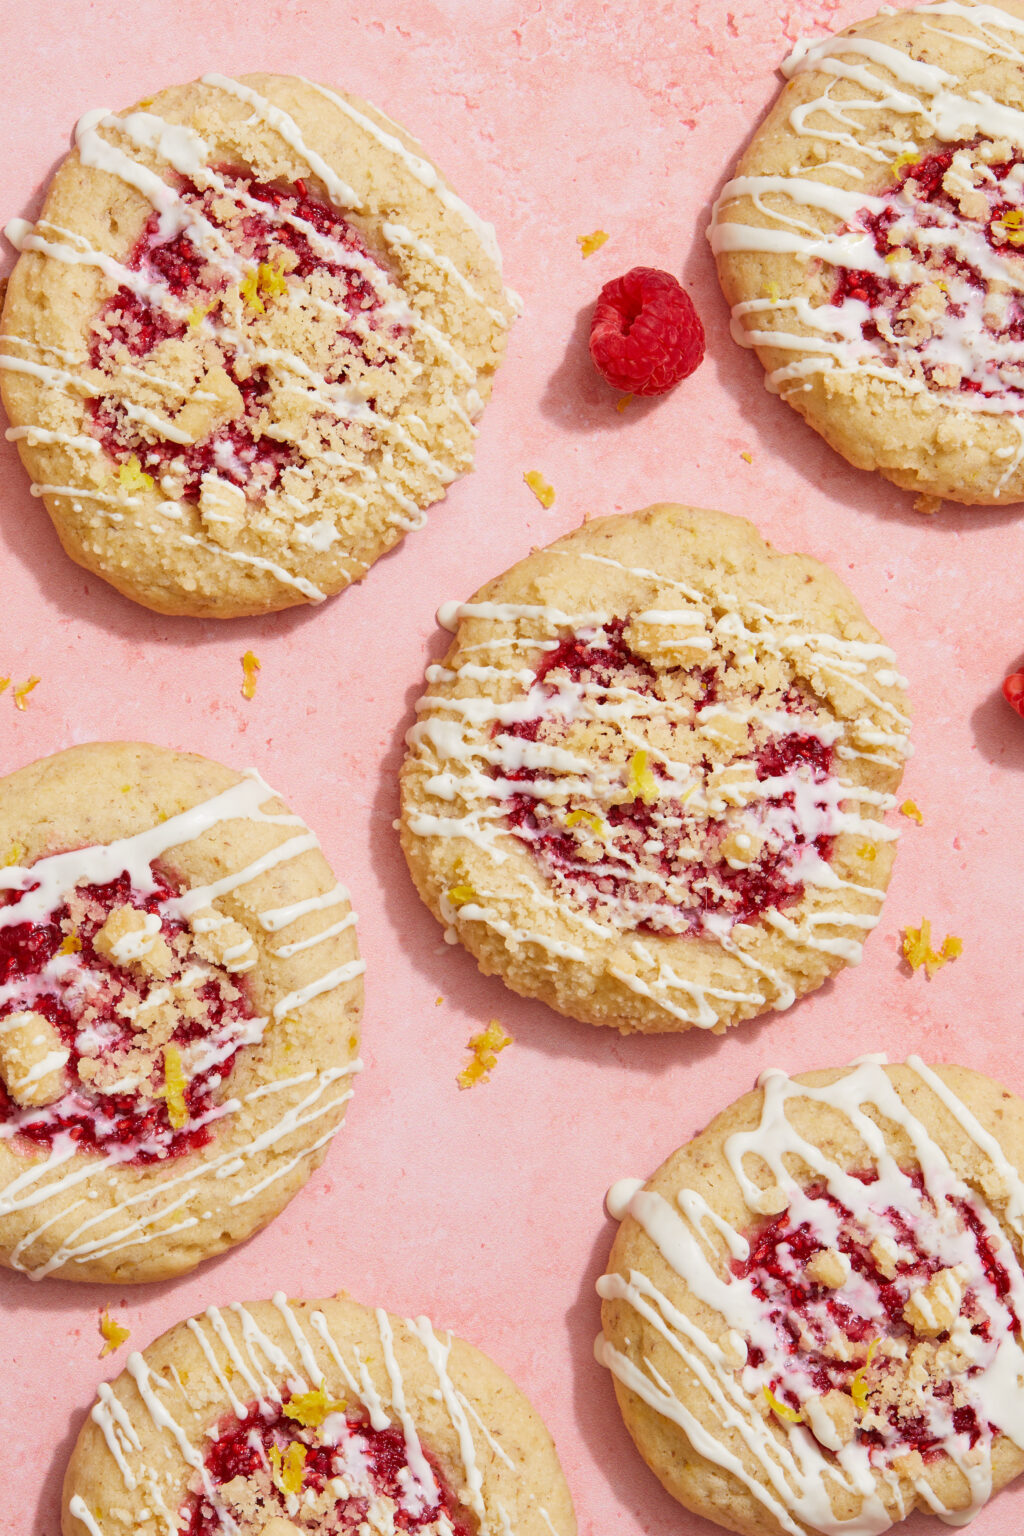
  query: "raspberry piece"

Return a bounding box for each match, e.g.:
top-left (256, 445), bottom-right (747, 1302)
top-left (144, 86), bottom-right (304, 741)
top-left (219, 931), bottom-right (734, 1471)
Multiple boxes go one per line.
top-left (1003, 671), bottom-right (1024, 717)
top-left (589, 267), bottom-right (705, 396)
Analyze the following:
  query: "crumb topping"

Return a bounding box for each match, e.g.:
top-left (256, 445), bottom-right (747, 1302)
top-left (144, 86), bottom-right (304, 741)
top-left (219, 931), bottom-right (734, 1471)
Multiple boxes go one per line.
top-left (0, 866), bottom-right (262, 1163)
top-left (737, 1172), bottom-right (1019, 1468)
top-left (183, 1394), bottom-right (475, 1536)
top-left (85, 169), bottom-right (413, 557)
top-left (497, 618), bottom-right (842, 938)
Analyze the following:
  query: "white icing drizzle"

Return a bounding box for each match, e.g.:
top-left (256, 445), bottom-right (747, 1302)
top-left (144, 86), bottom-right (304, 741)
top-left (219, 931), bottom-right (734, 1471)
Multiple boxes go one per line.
top-left (708, 0), bottom-right (1024, 490)
top-left (0, 768), bottom-right (362, 1278)
top-left (405, 546), bottom-right (908, 1031)
top-left (597, 1057), bottom-right (1024, 1534)
top-left (1, 74), bottom-right (513, 602)
top-left (70, 1294), bottom-right (570, 1536)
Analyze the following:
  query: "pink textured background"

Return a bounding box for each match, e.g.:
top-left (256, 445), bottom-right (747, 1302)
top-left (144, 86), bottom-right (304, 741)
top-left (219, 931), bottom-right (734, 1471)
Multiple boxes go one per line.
top-left (0, 1), bottom-right (1021, 1533)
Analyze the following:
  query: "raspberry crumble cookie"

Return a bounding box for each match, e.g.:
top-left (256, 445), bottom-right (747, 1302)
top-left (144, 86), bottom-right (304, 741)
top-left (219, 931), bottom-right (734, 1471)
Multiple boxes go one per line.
top-left (0, 74), bottom-right (516, 616)
top-left (62, 1290), bottom-right (576, 1536)
top-left (0, 742), bottom-right (363, 1282)
top-left (710, 0), bottom-right (1024, 505)
top-left (399, 505), bottom-right (909, 1035)
top-left (598, 1057), bottom-right (1024, 1536)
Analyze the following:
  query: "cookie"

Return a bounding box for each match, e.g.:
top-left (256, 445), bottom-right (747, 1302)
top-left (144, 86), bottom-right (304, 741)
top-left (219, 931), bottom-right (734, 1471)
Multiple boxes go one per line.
top-left (598, 1057), bottom-right (1024, 1536)
top-left (710, 0), bottom-right (1024, 506)
top-left (0, 73), bottom-right (516, 616)
top-left (0, 742), bottom-right (363, 1282)
top-left (62, 1289), bottom-right (576, 1536)
top-left (399, 505), bottom-right (909, 1035)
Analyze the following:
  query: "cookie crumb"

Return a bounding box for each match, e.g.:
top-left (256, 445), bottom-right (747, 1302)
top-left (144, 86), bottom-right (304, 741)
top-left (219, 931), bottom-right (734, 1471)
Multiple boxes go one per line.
top-left (913, 493), bottom-right (942, 515)
top-left (806, 1248), bottom-right (850, 1288)
top-left (241, 650), bottom-right (261, 701)
top-left (99, 1309), bottom-right (130, 1358)
top-left (577, 230), bottom-right (609, 258)
top-left (524, 471), bottom-right (555, 508)
top-left (12, 677), bottom-right (39, 711)
top-left (457, 1020), bottom-right (512, 1089)
top-left (899, 798), bottom-right (924, 824)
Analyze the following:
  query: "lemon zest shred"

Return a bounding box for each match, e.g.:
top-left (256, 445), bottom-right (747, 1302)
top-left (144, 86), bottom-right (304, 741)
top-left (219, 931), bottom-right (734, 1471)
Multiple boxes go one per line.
top-left (241, 650), bottom-right (261, 701)
top-left (12, 677), bottom-right (40, 711)
top-left (891, 150), bottom-right (918, 177)
top-left (258, 259), bottom-right (289, 299)
top-left (615, 393), bottom-right (634, 412)
top-left (269, 1442), bottom-right (307, 1496)
top-left (240, 269), bottom-right (265, 314)
top-left (117, 455), bottom-right (154, 493)
top-left (626, 749), bottom-right (659, 805)
top-left (902, 920), bottom-right (963, 979)
top-left (523, 470), bottom-right (555, 509)
top-left (187, 298), bottom-right (215, 329)
top-left (565, 808), bottom-right (605, 836)
top-left (457, 1020), bottom-right (513, 1090)
top-left (740, 450), bottom-right (753, 464)
top-left (446, 885), bottom-right (479, 909)
top-left (577, 229), bottom-right (609, 258)
top-left (59, 930), bottom-right (82, 956)
top-left (851, 1338), bottom-right (879, 1410)
top-left (2, 842), bottom-right (25, 867)
top-left (761, 280), bottom-right (781, 303)
top-left (0, 679), bottom-right (8, 694)
top-left (283, 1384), bottom-right (346, 1428)
top-left (899, 799), bottom-right (924, 824)
top-left (857, 843), bottom-right (877, 861)
top-left (162, 1044), bottom-right (189, 1130)
top-left (98, 1309), bottom-right (131, 1358)
top-left (763, 1385), bottom-right (804, 1423)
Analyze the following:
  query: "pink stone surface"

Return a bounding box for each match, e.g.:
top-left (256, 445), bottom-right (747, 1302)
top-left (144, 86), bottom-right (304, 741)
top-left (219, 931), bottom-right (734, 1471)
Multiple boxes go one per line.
top-left (0, 1), bottom-right (1022, 1533)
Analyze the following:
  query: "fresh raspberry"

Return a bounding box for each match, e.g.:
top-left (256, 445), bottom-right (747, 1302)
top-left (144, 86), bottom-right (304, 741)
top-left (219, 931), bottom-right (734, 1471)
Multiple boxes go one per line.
top-left (589, 266), bottom-right (705, 396)
top-left (1003, 671), bottom-right (1024, 717)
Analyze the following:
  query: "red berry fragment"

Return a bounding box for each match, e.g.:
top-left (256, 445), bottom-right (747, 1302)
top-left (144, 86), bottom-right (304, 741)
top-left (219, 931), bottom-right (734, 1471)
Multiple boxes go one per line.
top-left (589, 266), bottom-right (705, 396)
top-left (1003, 671), bottom-right (1024, 717)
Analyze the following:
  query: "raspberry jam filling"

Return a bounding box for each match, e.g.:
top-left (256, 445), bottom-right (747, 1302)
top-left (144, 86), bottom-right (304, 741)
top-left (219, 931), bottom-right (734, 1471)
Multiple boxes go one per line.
top-left (833, 138), bottom-right (1024, 401)
top-left (184, 1395), bottom-right (474, 1536)
top-left (87, 169), bottom-right (407, 503)
top-left (0, 867), bottom-right (260, 1164)
top-left (738, 1174), bottom-right (1019, 1465)
top-left (498, 619), bottom-right (840, 937)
